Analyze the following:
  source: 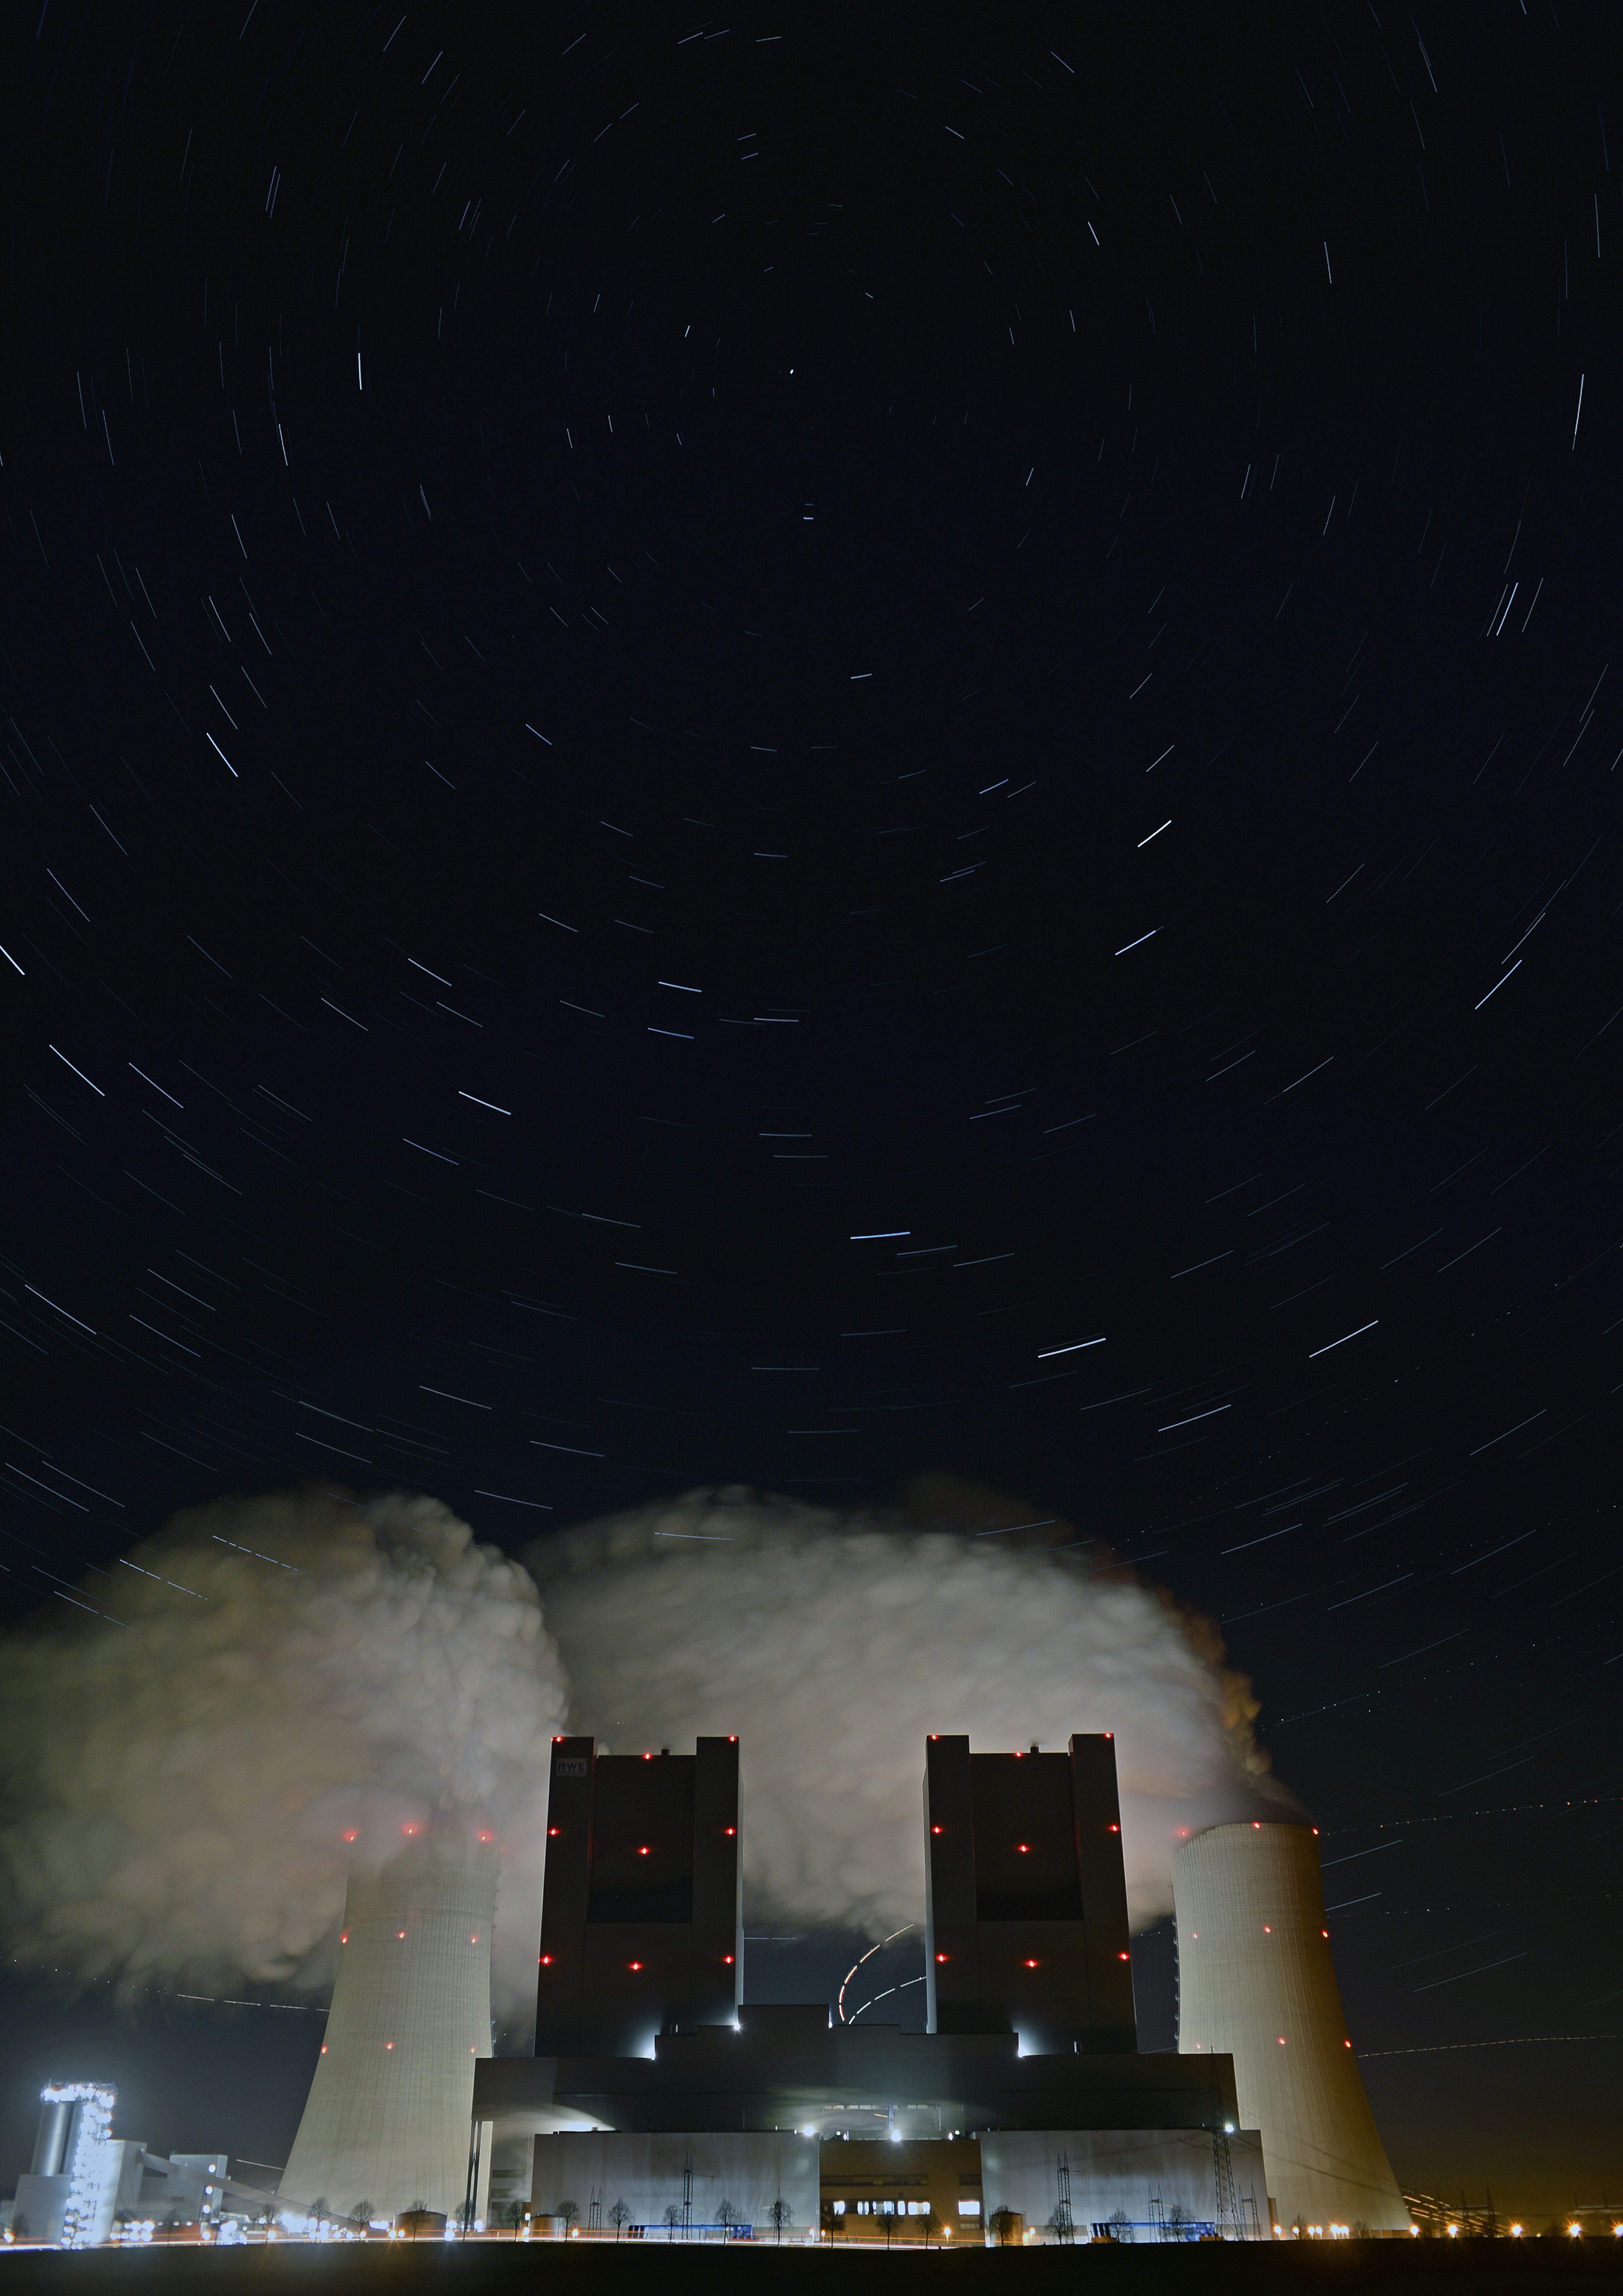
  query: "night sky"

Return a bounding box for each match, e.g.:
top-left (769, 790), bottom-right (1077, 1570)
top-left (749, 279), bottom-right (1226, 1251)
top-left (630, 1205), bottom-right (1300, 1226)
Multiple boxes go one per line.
top-left (2, 0), bottom-right (1620, 2223)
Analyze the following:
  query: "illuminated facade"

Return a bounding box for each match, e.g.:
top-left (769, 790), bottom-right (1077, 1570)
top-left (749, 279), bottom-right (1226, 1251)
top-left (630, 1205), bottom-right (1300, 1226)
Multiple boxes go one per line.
top-left (535, 1736), bottom-right (742, 2058)
top-left (1173, 1822), bottom-right (1410, 2233)
top-left (281, 1825), bottom-right (499, 2225)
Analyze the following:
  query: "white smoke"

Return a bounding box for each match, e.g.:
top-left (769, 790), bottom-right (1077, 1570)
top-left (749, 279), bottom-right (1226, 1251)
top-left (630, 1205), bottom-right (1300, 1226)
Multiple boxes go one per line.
top-left (0, 1486), bottom-right (566, 2012)
top-left (0, 1477), bottom-right (1294, 2013)
top-left (529, 1486), bottom-right (1298, 1937)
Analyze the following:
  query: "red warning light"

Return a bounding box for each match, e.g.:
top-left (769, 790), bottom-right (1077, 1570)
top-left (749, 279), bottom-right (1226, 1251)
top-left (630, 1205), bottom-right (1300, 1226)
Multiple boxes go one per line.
top-left (340, 1933), bottom-right (349, 1945)
top-left (935, 1954), bottom-right (949, 1964)
top-left (1016, 1843), bottom-right (1030, 1853)
top-left (642, 1752), bottom-right (652, 1761)
top-left (1023, 1959), bottom-right (1040, 1969)
top-left (1263, 1926), bottom-right (1272, 1935)
top-left (320, 2045), bottom-right (328, 2055)
top-left (342, 1829), bottom-right (358, 1843)
top-left (723, 1955), bottom-right (734, 1965)
top-left (728, 1735), bottom-right (737, 1743)
top-left (540, 1955), bottom-right (552, 1966)
top-left (548, 1827), bottom-right (561, 1837)
top-left (628, 1961), bottom-right (643, 1972)
top-left (385, 2042), bottom-right (394, 2051)
top-left (638, 1846), bottom-right (651, 1857)
top-left (724, 1826), bottom-right (736, 1837)
top-left (931, 1825), bottom-right (943, 1834)
top-left (1252, 1822), bottom-right (1261, 1831)
top-left (1117, 1952), bottom-right (1130, 1961)
top-left (477, 1830), bottom-right (494, 1843)
top-left (1109, 1823), bottom-right (1119, 1833)
top-left (397, 1930), bottom-right (406, 1940)
top-left (1344, 2039), bottom-right (1352, 2048)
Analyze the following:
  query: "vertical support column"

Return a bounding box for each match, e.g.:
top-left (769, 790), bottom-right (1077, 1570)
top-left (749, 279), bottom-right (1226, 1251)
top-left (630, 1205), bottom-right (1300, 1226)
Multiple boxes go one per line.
top-left (923, 1734), bottom-right (986, 2033)
top-left (536, 1735), bottom-right (597, 2054)
top-left (1068, 1732), bottom-right (1137, 2050)
top-left (691, 1734), bottom-right (742, 2025)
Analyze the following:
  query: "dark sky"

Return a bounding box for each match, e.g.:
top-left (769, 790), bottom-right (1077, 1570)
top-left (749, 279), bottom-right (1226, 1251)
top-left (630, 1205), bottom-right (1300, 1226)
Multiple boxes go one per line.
top-left (1, 0), bottom-right (1620, 2223)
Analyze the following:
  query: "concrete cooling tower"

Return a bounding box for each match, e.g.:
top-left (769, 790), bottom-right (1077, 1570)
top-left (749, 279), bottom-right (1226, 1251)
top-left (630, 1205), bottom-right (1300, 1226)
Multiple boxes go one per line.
top-left (280, 1827), bottom-right (499, 2226)
top-left (1173, 1822), bottom-right (1410, 2233)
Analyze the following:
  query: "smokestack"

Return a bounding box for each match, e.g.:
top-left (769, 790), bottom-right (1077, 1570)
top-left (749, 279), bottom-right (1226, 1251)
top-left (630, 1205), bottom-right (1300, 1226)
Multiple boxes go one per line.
top-left (280, 1825), bottom-right (499, 2226)
top-left (1173, 1821), bottom-right (1410, 2232)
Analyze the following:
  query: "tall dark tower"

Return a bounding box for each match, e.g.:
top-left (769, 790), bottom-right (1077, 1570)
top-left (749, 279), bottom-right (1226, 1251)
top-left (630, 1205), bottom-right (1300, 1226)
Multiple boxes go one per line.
top-left (923, 1733), bottom-right (1137, 2055)
top-left (536, 1736), bottom-right (741, 2058)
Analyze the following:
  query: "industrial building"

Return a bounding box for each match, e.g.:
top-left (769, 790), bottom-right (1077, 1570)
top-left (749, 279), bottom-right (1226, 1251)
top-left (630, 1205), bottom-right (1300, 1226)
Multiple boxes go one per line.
top-left (536, 1736), bottom-right (741, 2058)
top-left (279, 1820), bottom-right (499, 2225)
top-left (470, 1731), bottom-right (1273, 2241)
top-left (7, 2084), bottom-right (258, 2247)
top-left (1173, 1820), bottom-right (1411, 2232)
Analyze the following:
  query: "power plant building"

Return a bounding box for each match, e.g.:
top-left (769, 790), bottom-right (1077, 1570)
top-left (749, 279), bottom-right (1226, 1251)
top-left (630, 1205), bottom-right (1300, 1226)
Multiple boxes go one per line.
top-left (536, 1735), bottom-right (741, 2058)
top-left (1173, 1820), bottom-right (1410, 2232)
top-left (924, 1733), bottom-right (1137, 2054)
top-left (472, 1731), bottom-right (1276, 2241)
top-left (280, 1824), bottom-right (499, 2225)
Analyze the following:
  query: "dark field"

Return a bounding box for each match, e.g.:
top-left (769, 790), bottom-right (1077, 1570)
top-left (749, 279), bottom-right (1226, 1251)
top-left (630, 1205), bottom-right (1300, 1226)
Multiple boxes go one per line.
top-left (3, 2245), bottom-right (1621, 2296)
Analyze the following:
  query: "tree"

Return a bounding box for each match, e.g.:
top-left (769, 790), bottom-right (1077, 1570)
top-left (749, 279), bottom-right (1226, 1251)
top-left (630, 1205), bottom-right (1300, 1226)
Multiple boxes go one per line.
top-left (351, 2200), bottom-right (374, 2232)
top-left (767, 2197), bottom-right (793, 2244)
top-left (662, 2203), bottom-right (682, 2236)
top-left (989, 2207), bottom-right (1019, 2247)
top-left (556, 2199), bottom-right (580, 2236)
top-left (11, 2214), bottom-right (28, 2242)
top-left (609, 2201), bottom-right (631, 2241)
top-left (716, 2199), bottom-right (737, 2239)
top-left (311, 2197), bottom-right (330, 2234)
top-left (1108, 2208), bottom-right (1132, 2244)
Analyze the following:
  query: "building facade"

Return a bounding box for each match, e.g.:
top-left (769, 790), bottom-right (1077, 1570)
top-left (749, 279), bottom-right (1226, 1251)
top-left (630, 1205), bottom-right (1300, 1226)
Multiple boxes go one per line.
top-left (536, 1736), bottom-right (741, 2059)
top-left (924, 1733), bottom-right (1137, 2054)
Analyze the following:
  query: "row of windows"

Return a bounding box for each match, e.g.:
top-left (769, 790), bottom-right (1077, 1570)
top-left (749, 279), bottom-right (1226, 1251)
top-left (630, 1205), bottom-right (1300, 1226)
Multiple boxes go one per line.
top-left (828, 2201), bottom-right (982, 2217)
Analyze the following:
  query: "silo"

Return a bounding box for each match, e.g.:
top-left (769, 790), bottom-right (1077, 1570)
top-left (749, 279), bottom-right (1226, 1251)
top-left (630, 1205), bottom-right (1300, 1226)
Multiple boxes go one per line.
top-left (281, 1825), bottom-right (499, 2226)
top-left (1173, 1822), bottom-right (1410, 2233)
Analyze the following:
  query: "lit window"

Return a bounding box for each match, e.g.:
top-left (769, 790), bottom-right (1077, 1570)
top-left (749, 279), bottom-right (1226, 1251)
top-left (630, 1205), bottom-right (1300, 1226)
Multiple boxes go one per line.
top-left (958, 2202), bottom-right (981, 2217)
top-left (832, 2201), bottom-right (846, 2216)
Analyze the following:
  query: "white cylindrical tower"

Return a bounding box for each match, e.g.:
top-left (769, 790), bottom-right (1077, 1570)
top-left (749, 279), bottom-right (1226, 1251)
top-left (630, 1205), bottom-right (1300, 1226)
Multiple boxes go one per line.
top-left (1173, 1821), bottom-right (1410, 2233)
top-left (281, 1825), bottom-right (499, 2225)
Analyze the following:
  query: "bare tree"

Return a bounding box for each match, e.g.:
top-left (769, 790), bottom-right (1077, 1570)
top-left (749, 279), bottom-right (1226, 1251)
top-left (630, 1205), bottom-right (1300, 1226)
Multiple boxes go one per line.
top-left (609, 2200), bottom-right (631, 2241)
top-left (767, 2196), bottom-right (793, 2244)
top-left (351, 2200), bottom-right (374, 2232)
top-left (662, 2202), bottom-right (682, 2236)
top-left (556, 2199), bottom-right (580, 2236)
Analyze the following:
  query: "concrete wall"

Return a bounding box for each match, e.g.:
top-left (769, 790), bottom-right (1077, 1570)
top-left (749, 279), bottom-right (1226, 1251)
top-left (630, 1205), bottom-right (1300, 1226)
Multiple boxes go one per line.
top-left (979, 2127), bottom-right (1267, 2241)
top-left (530, 2130), bottom-right (817, 2240)
top-left (1174, 1823), bottom-right (1411, 2232)
top-left (280, 1831), bottom-right (499, 2223)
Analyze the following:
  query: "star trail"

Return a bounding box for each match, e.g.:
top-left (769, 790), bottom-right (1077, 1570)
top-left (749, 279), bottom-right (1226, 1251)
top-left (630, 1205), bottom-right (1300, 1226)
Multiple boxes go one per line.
top-left (0, 0), bottom-right (1618, 2218)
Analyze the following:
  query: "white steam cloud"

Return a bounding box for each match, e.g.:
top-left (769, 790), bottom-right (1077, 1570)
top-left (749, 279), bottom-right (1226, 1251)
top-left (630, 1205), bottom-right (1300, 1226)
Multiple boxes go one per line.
top-left (0, 1486), bottom-right (566, 2011)
top-left (528, 1485), bottom-right (1298, 1937)
top-left (0, 1478), bottom-right (1293, 2011)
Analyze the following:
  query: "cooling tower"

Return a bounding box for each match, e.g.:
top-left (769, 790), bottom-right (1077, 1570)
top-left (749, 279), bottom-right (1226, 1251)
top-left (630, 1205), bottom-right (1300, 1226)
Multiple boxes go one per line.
top-left (280, 1826), bottom-right (499, 2225)
top-left (1173, 1822), bottom-right (1410, 2232)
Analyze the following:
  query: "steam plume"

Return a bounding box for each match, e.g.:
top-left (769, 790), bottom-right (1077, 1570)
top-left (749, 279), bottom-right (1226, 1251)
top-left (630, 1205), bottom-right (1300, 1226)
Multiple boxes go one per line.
top-left (529, 1485), bottom-right (1298, 1936)
top-left (0, 1477), bottom-right (1295, 2011)
top-left (0, 1486), bottom-right (565, 2010)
